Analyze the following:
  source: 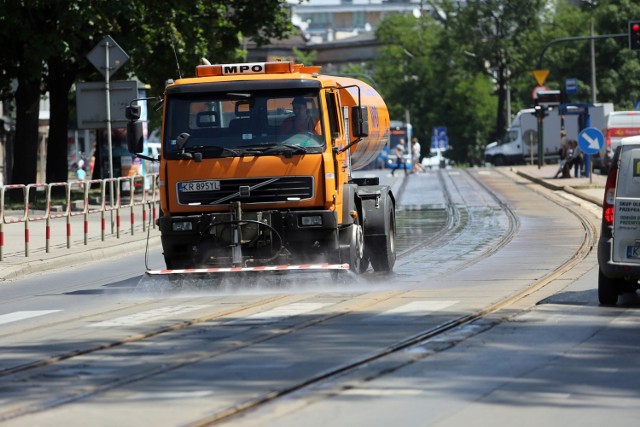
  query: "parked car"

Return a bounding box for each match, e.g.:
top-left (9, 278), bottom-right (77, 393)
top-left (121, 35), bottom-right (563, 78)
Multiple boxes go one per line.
top-left (597, 135), bottom-right (640, 305)
top-left (421, 148), bottom-right (452, 169)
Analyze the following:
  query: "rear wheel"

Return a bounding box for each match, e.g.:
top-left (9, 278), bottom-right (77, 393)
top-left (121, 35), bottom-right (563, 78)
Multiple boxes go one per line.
top-left (598, 269), bottom-right (620, 305)
top-left (370, 205), bottom-right (396, 272)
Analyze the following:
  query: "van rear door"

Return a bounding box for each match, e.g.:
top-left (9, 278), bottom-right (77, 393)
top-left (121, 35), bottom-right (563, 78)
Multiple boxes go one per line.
top-left (611, 137), bottom-right (640, 264)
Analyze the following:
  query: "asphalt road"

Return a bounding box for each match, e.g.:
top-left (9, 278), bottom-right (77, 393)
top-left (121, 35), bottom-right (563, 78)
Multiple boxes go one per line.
top-left (0, 167), bottom-right (638, 427)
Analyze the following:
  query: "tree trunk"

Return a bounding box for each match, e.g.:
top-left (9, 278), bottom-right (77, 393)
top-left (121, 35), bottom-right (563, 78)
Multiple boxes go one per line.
top-left (46, 58), bottom-right (78, 187)
top-left (12, 69), bottom-right (42, 185)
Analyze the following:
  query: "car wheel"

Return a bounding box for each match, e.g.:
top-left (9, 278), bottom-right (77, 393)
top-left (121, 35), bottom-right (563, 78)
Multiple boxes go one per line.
top-left (598, 268), bottom-right (619, 305)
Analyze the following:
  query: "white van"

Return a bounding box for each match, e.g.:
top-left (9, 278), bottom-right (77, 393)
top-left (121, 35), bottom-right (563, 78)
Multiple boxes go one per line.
top-left (597, 111), bottom-right (640, 173)
top-left (597, 135), bottom-right (640, 304)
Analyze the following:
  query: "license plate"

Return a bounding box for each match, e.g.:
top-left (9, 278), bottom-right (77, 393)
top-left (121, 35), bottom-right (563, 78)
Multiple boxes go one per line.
top-left (626, 245), bottom-right (640, 259)
top-left (180, 180), bottom-right (220, 192)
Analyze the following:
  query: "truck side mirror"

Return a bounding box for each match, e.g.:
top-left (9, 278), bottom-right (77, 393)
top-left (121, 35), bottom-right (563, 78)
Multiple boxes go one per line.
top-left (127, 120), bottom-right (144, 154)
top-left (351, 106), bottom-right (369, 137)
top-left (126, 105), bottom-right (141, 121)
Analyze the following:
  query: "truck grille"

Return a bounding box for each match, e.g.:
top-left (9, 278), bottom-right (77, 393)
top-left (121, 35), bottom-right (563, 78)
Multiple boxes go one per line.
top-left (177, 176), bottom-right (314, 206)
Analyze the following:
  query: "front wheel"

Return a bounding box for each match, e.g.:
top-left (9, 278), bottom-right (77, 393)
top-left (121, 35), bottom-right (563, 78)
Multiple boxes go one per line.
top-left (348, 219), bottom-right (366, 273)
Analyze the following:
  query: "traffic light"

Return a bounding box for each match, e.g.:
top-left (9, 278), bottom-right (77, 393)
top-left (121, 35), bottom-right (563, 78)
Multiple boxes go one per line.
top-left (629, 21), bottom-right (640, 51)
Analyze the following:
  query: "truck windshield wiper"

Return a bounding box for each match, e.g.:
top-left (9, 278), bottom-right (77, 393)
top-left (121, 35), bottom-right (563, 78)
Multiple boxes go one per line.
top-left (188, 145), bottom-right (242, 156)
top-left (238, 143), bottom-right (309, 155)
top-left (264, 144), bottom-right (309, 154)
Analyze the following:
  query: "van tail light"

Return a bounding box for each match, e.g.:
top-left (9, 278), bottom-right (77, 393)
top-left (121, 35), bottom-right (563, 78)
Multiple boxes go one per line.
top-left (602, 166), bottom-right (618, 226)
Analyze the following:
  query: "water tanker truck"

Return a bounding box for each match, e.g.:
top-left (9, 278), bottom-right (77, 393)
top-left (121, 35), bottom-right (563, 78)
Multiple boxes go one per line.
top-left (126, 61), bottom-right (396, 275)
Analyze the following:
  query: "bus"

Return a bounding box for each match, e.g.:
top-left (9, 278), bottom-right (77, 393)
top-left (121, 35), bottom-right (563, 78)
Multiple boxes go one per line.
top-left (384, 120), bottom-right (412, 169)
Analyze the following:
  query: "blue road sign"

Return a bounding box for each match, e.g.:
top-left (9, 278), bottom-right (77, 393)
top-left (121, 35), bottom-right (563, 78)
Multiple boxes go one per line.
top-left (432, 136), bottom-right (448, 149)
top-left (565, 78), bottom-right (578, 95)
top-left (433, 126), bottom-right (447, 138)
top-left (578, 127), bottom-right (604, 155)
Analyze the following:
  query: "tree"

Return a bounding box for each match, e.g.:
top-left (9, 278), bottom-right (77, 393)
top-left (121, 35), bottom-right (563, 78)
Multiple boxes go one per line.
top-left (0, 0), bottom-right (294, 185)
top-left (374, 11), bottom-right (496, 165)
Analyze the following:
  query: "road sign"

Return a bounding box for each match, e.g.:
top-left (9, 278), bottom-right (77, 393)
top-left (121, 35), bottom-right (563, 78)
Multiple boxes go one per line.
top-left (87, 35), bottom-right (129, 78)
top-left (76, 81), bottom-right (138, 129)
top-left (532, 69), bottom-right (550, 86)
top-left (433, 127), bottom-right (447, 138)
top-left (531, 85), bottom-right (549, 100)
top-left (565, 77), bottom-right (578, 95)
top-left (578, 127), bottom-right (604, 155)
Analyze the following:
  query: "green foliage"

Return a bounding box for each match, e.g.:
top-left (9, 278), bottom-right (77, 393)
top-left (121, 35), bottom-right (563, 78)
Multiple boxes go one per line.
top-left (374, 0), bottom-right (640, 165)
top-left (293, 47), bottom-right (317, 65)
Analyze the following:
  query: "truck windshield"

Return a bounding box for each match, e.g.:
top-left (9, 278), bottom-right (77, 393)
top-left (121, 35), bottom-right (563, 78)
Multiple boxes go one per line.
top-left (163, 90), bottom-right (324, 158)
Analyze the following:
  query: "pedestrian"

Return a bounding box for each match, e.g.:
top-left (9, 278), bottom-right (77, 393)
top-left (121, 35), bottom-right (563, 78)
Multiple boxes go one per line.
top-left (391, 138), bottom-right (408, 176)
top-left (562, 139), bottom-right (583, 178)
top-left (76, 166), bottom-right (87, 181)
top-left (411, 137), bottom-right (424, 173)
top-left (553, 129), bottom-right (569, 178)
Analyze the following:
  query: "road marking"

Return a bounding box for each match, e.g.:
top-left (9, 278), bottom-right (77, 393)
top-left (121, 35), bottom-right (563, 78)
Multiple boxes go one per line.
top-left (0, 310), bottom-right (61, 325)
top-left (364, 301), bottom-right (458, 322)
top-left (343, 387), bottom-right (424, 396)
top-left (224, 302), bottom-right (331, 325)
top-left (89, 305), bottom-right (208, 327)
top-left (128, 391), bottom-right (214, 400)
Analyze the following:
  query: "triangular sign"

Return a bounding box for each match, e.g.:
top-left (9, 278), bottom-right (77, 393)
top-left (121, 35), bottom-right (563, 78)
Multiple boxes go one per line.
top-left (532, 69), bottom-right (550, 86)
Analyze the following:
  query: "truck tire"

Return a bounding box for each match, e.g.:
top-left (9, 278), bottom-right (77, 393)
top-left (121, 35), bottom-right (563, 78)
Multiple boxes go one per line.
top-left (370, 201), bottom-right (396, 272)
top-left (598, 269), bottom-right (619, 306)
top-left (493, 155), bottom-right (506, 166)
top-left (348, 218), bottom-right (366, 273)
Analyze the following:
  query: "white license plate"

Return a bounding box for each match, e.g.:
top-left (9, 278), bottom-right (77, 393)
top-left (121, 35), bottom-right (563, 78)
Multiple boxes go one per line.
top-left (180, 180), bottom-right (220, 192)
top-left (627, 245), bottom-right (640, 259)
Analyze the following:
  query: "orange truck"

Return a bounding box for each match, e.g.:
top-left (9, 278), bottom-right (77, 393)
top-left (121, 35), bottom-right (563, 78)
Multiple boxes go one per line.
top-left (126, 61), bottom-right (395, 275)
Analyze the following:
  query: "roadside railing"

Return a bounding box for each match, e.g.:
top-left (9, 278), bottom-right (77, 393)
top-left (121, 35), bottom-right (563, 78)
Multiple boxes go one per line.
top-left (0, 174), bottom-right (160, 260)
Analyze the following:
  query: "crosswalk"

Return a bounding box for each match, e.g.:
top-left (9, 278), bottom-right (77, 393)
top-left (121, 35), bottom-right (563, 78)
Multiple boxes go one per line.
top-left (0, 300), bottom-right (460, 328)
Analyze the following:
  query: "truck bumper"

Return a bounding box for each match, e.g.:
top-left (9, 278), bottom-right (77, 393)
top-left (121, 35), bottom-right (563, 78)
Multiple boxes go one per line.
top-left (158, 210), bottom-right (340, 268)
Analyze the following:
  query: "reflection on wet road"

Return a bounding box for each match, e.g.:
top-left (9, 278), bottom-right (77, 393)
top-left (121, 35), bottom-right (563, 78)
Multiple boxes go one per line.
top-left (390, 170), bottom-right (515, 282)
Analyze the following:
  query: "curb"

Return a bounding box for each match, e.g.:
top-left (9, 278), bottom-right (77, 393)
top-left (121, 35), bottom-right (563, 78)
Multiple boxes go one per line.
top-left (513, 168), bottom-right (603, 207)
top-left (0, 236), bottom-right (162, 281)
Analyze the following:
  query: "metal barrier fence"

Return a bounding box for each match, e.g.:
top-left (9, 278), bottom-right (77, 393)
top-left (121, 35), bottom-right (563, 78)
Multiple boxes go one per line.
top-left (0, 174), bottom-right (160, 260)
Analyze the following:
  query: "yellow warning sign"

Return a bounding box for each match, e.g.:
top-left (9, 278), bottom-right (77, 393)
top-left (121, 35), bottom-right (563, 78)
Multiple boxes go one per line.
top-left (532, 69), bottom-right (550, 86)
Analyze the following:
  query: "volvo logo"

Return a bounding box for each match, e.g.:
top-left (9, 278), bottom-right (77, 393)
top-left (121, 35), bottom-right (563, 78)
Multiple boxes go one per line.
top-left (239, 185), bottom-right (251, 197)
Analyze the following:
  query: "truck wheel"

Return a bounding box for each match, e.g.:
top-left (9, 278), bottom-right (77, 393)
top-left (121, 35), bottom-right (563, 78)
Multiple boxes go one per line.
top-left (348, 219), bottom-right (366, 273)
top-left (598, 269), bottom-right (619, 306)
top-left (370, 204), bottom-right (396, 272)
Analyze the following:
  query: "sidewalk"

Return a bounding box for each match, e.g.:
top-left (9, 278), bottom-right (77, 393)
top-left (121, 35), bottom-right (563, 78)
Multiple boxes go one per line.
top-left (508, 163), bottom-right (606, 206)
top-left (0, 212), bottom-right (161, 281)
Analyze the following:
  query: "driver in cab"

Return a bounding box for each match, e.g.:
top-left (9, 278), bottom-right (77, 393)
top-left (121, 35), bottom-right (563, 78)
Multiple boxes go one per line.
top-left (281, 96), bottom-right (321, 135)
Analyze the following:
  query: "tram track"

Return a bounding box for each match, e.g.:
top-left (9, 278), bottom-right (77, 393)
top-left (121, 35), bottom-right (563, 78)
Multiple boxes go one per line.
top-left (0, 169), bottom-right (598, 425)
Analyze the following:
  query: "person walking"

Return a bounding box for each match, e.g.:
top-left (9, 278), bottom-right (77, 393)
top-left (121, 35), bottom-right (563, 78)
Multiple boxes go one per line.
top-left (392, 138), bottom-right (408, 176)
top-left (411, 137), bottom-right (424, 173)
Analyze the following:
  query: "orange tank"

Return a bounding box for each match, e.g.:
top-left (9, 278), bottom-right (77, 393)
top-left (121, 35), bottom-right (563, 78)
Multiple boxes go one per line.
top-left (332, 76), bottom-right (390, 170)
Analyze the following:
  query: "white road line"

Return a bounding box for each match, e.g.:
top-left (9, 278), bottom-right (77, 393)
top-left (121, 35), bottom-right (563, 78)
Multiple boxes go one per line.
top-left (89, 305), bottom-right (208, 327)
top-left (364, 301), bottom-right (458, 322)
top-left (224, 302), bottom-right (331, 325)
top-left (0, 310), bottom-right (62, 326)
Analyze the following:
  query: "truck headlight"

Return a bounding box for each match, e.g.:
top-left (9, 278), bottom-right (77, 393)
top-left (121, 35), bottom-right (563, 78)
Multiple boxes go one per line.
top-left (301, 215), bottom-right (323, 226)
top-left (172, 221), bottom-right (193, 232)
